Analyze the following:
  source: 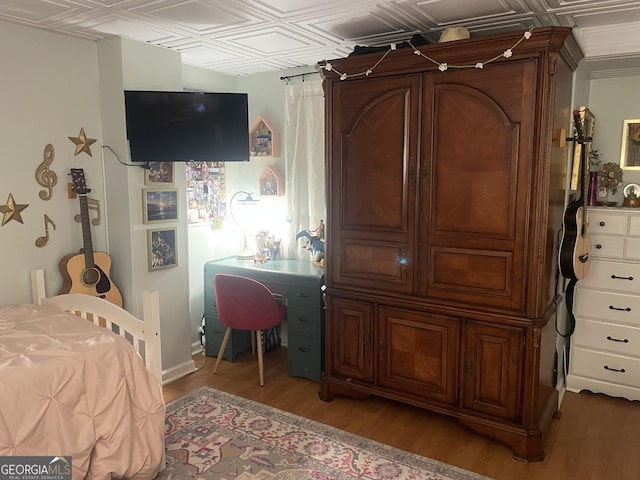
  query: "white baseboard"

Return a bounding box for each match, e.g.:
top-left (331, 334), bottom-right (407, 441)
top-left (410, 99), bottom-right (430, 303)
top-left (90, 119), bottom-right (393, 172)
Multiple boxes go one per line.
top-left (191, 341), bottom-right (204, 356)
top-left (161, 358), bottom-right (197, 385)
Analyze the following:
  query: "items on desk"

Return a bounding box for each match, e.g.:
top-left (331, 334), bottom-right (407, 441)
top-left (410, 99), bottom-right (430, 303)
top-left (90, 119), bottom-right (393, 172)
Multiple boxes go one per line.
top-left (254, 230), bottom-right (280, 263)
top-left (296, 219), bottom-right (325, 264)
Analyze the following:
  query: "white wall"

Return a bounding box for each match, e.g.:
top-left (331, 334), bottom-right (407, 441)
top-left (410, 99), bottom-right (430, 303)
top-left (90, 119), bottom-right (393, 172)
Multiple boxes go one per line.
top-left (97, 37), bottom-right (196, 382)
top-left (588, 75), bottom-right (640, 203)
top-left (0, 21), bottom-right (200, 382)
top-left (184, 66), bottom-right (320, 347)
top-left (0, 22), bottom-right (104, 305)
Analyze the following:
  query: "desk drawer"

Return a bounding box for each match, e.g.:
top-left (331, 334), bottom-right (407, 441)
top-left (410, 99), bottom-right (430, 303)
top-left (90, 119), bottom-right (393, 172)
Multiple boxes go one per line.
top-left (571, 347), bottom-right (640, 388)
top-left (288, 333), bottom-right (322, 383)
top-left (287, 305), bottom-right (321, 337)
top-left (287, 285), bottom-right (319, 306)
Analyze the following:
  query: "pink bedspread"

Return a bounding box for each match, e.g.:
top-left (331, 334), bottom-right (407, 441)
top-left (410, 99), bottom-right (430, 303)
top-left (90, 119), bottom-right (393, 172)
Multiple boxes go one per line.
top-left (0, 304), bottom-right (166, 480)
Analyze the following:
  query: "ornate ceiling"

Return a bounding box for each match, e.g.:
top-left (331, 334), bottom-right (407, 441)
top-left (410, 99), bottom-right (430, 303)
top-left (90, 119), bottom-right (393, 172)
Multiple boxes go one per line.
top-left (1, 0), bottom-right (639, 76)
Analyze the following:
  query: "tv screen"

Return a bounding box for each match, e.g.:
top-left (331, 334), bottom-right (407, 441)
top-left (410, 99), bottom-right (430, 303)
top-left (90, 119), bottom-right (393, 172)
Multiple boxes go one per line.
top-left (124, 90), bottom-right (250, 162)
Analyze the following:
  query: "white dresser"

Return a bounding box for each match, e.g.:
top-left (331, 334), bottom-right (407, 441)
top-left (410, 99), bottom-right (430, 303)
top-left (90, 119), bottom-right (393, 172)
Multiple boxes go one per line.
top-left (566, 206), bottom-right (640, 401)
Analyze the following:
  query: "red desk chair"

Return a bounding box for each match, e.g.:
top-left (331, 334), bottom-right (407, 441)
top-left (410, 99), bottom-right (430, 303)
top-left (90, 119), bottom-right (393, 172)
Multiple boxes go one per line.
top-left (212, 273), bottom-right (287, 386)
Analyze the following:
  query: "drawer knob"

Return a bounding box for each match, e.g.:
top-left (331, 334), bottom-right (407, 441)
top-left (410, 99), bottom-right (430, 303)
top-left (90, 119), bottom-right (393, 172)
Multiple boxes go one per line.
top-left (599, 221), bottom-right (606, 227)
top-left (611, 275), bottom-right (634, 281)
top-left (296, 293), bottom-right (310, 298)
top-left (595, 244), bottom-right (602, 249)
top-left (608, 305), bottom-right (632, 312)
top-left (297, 347), bottom-right (311, 353)
top-left (606, 335), bottom-right (629, 343)
top-left (604, 365), bottom-right (626, 373)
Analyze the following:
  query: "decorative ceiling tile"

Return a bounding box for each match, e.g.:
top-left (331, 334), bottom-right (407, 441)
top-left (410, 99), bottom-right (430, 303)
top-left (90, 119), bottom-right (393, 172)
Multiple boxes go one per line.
top-left (0, 0), bottom-right (638, 76)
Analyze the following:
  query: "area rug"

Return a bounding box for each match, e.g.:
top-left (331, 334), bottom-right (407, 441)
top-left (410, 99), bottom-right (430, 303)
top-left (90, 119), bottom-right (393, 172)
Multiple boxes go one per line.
top-left (157, 386), bottom-right (492, 480)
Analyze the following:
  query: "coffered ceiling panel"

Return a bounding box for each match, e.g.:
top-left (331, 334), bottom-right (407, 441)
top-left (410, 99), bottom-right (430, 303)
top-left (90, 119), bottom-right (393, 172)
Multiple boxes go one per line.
top-left (0, 0), bottom-right (638, 76)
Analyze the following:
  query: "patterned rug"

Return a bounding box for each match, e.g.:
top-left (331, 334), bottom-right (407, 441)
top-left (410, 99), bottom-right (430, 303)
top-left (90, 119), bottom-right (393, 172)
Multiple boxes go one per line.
top-left (157, 386), bottom-right (492, 480)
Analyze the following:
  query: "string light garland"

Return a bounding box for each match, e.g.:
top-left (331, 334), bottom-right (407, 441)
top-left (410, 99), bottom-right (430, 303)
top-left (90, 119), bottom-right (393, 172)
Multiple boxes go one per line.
top-left (321, 27), bottom-right (534, 80)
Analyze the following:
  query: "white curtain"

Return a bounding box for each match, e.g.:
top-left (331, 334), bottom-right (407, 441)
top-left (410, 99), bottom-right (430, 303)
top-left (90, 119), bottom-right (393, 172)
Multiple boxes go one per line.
top-left (283, 80), bottom-right (326, 260)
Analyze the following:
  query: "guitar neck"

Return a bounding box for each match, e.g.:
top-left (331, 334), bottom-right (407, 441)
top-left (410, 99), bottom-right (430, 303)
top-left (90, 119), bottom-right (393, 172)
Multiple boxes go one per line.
top-left (78, 195), bottom-right (96, 268)
top-left (574, 109), bottom-right (590, 234)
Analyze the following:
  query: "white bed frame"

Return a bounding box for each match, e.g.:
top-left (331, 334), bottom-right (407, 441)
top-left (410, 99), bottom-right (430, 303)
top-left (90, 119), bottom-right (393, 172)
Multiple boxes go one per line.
top-left (29, 269), bottom-right (166, 473)
top-left (30, 269), bottom-right (163, 384)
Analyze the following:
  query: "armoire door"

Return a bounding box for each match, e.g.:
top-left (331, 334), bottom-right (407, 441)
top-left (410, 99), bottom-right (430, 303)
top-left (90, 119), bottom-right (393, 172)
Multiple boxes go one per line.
top-left (327, 296), bottom-right (374, 382)
top-left (419, 59), bottom-right (537, 311)
top-left (377, 305), bottom-right (459, 405)
top-left (462, 320), bottom-right (524, 421)
top-left (327, 74), bottom-right (421, 294)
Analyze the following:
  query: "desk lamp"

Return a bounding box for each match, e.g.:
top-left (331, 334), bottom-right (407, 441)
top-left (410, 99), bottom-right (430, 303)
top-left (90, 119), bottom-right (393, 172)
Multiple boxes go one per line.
top-left (229, 190), bottom-right (258, 259)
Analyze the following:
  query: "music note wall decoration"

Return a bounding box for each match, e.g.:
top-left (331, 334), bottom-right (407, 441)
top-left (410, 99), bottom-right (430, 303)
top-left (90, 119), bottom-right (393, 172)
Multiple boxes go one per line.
top-left (35, 144), bottom-right (58, 200)
top-left (35, 214), bottom-right (56, 247)
top-left (74, 198), bottom-right (101, 225)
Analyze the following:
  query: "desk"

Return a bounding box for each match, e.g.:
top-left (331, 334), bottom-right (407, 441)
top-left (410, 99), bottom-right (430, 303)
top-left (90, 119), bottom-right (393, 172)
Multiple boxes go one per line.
top-left (204, 258), bottom-right (325, 383)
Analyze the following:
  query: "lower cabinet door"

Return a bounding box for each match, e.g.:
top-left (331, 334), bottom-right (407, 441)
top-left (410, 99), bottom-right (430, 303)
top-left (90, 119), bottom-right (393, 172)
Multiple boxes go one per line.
top-left (462, 320), bottom-right (524, 421)
top-left (377, 306), bottom-right (459, 405)
top-left (327, 297), bottom-right (374, 382)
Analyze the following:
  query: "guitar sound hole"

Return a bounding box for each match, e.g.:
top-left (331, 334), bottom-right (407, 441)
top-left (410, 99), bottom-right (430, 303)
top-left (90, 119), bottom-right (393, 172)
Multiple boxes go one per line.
top-left (82, 267), bottom-right (101, 287)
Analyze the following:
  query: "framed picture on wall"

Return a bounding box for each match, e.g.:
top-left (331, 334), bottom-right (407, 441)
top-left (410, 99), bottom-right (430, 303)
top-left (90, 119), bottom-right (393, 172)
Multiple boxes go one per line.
top-left (142, 188), bottom-right (179, 223)
top-left (620, 119), bottom-right (640, 170)
top-left (147, 227), bottom-right (177, 271)
top-left (144, 162), bottom-right (175, 185)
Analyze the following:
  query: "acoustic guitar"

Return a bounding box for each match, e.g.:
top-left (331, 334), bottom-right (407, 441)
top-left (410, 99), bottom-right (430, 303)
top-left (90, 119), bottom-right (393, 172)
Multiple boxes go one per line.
top-left (58, 168), bottom-right (123, 307)
top-left (559, 110), bottom-right (593, 281)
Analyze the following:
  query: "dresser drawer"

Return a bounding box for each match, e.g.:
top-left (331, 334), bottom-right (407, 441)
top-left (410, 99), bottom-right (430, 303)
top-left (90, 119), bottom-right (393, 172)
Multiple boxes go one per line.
top-left (570, 347), bottom-right (640, 388)
top-left (588, 210), bottom-right (627, 235)
top-left (575, 288), bottom-right (640, 325)
top-left (579, 260), bottom-right (640, 294)
top-left (625, 237), bottom-right (640, 260)
top-left (629, 214), bottom-right (640, 237)
top-left (590, 234), bottom-right (624, 259)
top-left (574, 318), bottom-right (640, 356)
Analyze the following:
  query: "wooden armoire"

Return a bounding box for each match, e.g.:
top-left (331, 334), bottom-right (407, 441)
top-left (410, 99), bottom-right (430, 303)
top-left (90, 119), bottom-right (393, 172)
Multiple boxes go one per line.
top-left (319, 27), bottom-right (583, 461)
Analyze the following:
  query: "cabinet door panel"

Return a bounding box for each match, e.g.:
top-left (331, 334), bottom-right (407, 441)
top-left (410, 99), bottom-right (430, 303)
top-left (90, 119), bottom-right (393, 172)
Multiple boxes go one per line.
top-left (378, 306), bottom-right (459, 404)
top-left (462, 321), bottom-right (524, 421)
top-left (420, 61), bottom-right (536, 310)
top-left (327, 297), bottom-right (373, 381)
top-left (328, 75), bottom-right (420, 293)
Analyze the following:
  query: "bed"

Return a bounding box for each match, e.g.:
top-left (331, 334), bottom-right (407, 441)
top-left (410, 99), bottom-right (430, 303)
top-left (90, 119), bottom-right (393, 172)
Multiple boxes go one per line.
top-left (0, 269), bottom-right (166, 479)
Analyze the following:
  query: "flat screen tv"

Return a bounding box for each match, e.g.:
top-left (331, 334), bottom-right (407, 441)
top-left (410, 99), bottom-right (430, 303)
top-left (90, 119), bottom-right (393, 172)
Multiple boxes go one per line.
top-left (124, 90), bottom-right (250, 162)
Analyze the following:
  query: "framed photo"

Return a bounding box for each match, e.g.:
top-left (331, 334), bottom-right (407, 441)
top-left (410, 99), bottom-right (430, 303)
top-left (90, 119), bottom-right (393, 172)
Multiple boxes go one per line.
top-left (147, 227), bottom-right (177, 271)
top-left (143, 188), bottom-right (179, 224)
top-left (144, 162), bottom-right (175, 185)
top-left (620, 119), bottom-right (640, 170)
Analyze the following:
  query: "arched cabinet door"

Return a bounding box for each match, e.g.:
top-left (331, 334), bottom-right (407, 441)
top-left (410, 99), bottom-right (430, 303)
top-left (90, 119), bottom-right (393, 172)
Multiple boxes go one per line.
top-left (327, 74), bottom-right (420, 294)
top-left (419, 59), bottom-right (537, 312)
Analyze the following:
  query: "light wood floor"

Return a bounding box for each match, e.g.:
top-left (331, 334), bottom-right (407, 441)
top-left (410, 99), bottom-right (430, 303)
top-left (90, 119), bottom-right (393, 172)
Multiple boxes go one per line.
top-left (163, 348), bottom-right (640, 480)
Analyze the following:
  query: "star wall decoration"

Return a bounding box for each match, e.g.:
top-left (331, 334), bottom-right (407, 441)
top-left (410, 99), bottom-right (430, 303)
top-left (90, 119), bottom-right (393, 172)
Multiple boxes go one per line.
top-left (68, 127), bottom-right (97, 157)
top-left (0, 193), bottom-right (29, 226)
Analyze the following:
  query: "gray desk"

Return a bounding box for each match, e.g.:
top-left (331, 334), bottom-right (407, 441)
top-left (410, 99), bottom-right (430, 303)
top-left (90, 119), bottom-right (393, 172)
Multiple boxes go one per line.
top-left (204, 258), bottom-right (325, 383)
